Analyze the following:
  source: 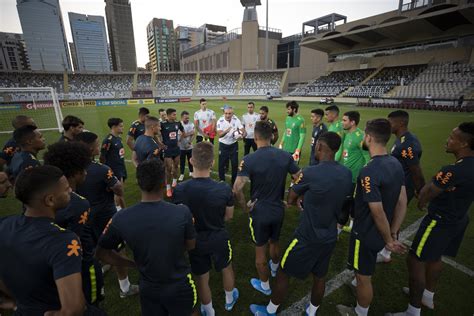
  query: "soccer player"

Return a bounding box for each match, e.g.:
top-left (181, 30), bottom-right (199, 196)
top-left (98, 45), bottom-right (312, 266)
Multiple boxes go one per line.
top-left (133, 116), bottom-right (163, 164)
top-left (8, 125), bottom-right (45, 182)
top-left (388, 122), bottom-right (474, 316)
top-left (336, 119), bottom-right (408, 316)
top-left (309, 109), bottom-right (328, 165)
top-left (217, 105), bottom-right (244, 184)
top-left (178, 110), bottom-right (195, 181)
top-left (250, 132), bottom-right (353, 316)
top-left (126, 107), bottom-right (150, 166)
top-left (173, 142), bottom-right (239, 315)
top-left (0, 166), bottom-right (85, 315)
top-left (378, 110), bottom-right (425, 263)
top-left (279, 101), bottom-right (306, 163)
top-left (96, 159), bottom-right (198, 316)
top-left (100, 118), bottom-right (127, 209)
top-left (44, 141), bottom-right (105, 306)
top-left (194, 98), bottom-right (217, 144)
top-left (161, 108), bottom-right (188, 197)
top-left (75, 132), bottom-right (138, 299)
top-left (234, 121), bottom-right (300, 296)
top-left (59, 115), bottom-right (84, 142)
top-left (325, 105), bottom-right (344, 161)
top-left (158, 108), bottom-right (167, 122)
top-left (242, 101), bottom-right (260, 155)
top-left (259, 105), bottom-right (279, 145)
top-left (0, 171), bottom-right (12, 198)
top-left (0, 115), bottom-right (35, 169)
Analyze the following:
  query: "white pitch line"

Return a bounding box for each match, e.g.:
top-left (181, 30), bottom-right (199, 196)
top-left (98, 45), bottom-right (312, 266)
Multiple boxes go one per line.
top-left (280, 217), bottom-right (424, 315)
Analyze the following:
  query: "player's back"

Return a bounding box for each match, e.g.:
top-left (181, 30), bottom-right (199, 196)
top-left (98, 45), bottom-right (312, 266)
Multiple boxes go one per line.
top-left (134, 135), bottom-right (159, 163)
top-left (8, 151), bottom-right (40, 180)
top-left (0, 215), bottom-right (81, 315)
top-left (240, 146), bottom-right (299, 206)
top-left (173, 177), bottom-right (232, 234)
top-left (106, 201), bottom-right (193, 284)
top-left (1, 137), bottom-right (18, 166)
top-left (391, 132), bottom-right (422, 183)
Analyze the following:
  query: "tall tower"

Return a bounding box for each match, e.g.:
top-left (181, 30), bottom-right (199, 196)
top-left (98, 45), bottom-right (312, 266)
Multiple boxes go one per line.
top-left (147, 18), bottom-right (179, 73)
top-left (69, 13), bottom-right (110, 72)
top-left (240, 0), bottom-right (261, 70)
top-left (105, 0), bottom-right (137, 71)
top-left (16, 0), bottom-right (71, 71)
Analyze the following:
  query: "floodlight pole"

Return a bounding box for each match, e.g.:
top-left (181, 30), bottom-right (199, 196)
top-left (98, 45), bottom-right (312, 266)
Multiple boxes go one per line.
top-left (265, 0), bottom-right (269, 71)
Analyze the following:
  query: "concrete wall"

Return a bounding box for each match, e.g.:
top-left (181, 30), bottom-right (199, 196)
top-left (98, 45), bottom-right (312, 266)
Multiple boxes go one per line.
top-left (286, 47), bottom-right (328, 85)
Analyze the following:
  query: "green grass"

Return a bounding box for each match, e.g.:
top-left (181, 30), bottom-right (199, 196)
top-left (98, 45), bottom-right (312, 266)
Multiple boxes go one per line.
top-left (1, 100), bottom-right (473, 315)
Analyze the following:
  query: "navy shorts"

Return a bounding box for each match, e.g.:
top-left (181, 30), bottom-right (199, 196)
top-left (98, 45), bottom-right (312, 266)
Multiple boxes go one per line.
top-left (347, 232), bottom-right (382, 276)
top-left (164, 147), bottom-right (180, 159)
top-left (139, 275), bottom-right (197, 316)
top-left (410, 214), bottom-right (469, 261)
top-left (82, 258), bottom-right (105, 305)
top-left (189, 230), bottom-right (232, 275)
top-left (249, 205), bottom-right (284, 247)
top-left (281, 238), bottom-right (336, 279)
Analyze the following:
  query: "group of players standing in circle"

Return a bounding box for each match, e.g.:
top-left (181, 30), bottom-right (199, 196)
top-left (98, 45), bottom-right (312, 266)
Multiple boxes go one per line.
top-left (0, 98), bottom-right (472, 316)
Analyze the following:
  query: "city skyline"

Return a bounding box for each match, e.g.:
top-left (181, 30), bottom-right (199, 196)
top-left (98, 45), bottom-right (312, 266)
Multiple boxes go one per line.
top-left (1, 0), bottom-right (398, 68)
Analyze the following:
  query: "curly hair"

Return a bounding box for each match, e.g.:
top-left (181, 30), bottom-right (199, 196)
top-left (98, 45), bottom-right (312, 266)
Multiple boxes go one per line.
top-left (43, 142), bottom-right (91, 178)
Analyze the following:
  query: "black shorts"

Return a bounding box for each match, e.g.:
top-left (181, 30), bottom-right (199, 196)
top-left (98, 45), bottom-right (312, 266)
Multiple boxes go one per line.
top-left (92, 212), bottom-right (124, 251)
top-left (189, 231), bottom-right (232, 275)
top-left (249, 207), bottom-right (284, 247)
top-left (341, 183), bottom-right (356, 219)
top-left (410, 214), bottom-right (469, 261)
top-left (347, 232), bottom-right (382, 276)
top-left (139, 274), bottom-right (197, 316)
top-left (281, 238), bottom-right (336, 279)
top-left (82, 258), bottom-right (105, 305)
top-left (164, 148), bottom-right (180, 159)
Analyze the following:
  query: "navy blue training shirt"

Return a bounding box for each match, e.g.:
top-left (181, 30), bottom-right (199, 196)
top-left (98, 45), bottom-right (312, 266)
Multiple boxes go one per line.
top-left (128, 120), bottom-right (145, 140)
top-left (353, 155), bottom-right (405, 250)
top-left (98, 201), bottom-right (196, 284)
top-left (309, 123), bottom-right (328, 165)
top-left (428, 156), bottom-right (474, 224)
top-left (134, 135), bottom-right (161, 163)
top-left (8, 151), bottom-right (41, 180)
top-left (101, 134), bottom-right (127, 180)
top-left (0, 216), bottom-right (82, 316)
top-left (161, 121), bottom-right (184, 150)
top-left (292, 161), bottom-right (353, 243)
top-left (173, 177), bottom-right (234, 233)
top-left (0, 137), bottom-right (18, 166)
top-left (391, 131), bottom-right (422, 193)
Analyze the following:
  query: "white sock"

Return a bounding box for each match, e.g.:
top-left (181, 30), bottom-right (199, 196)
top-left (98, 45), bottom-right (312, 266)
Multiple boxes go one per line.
top-left (337, 227), bottom-right (343, 235)
top-left (306, 303), bottom-right (319, 316)
top-left (270, 261), bottom-right (279, 271)
top-left (119, 277), bottom-right (130, 293)
top-left (380, 247), bottom-right (391, 258)
top-left (172, 178), bottom-right (177, 185)
top-left (166, 184), bottom-right (171, 190)
top-left (423, 289), bottom-right (434, 304)
top-left (348, 219), bottom-right (354, 229)
top-left (351, 277), bottom-right (357, 287)
top-left (189, 172), bottom-right (193, 176)
top-left (355, 302), bottom-right (369, 316)
top-left (201, 302), bottom-right (215, 316)
top-left (225, 289), bottom-right (235, 304)
top-left (406, 303), bottom-right (421, 316)
top-left (266, 300), bottom-right (279, 314)
top-left (261, 280), bottom-right (270, 290)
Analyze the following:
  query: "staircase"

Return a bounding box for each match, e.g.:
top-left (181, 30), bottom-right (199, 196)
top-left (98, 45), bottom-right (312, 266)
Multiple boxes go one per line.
top-left (192, 73), bottom-right (200, 97)
top-left (235, 72), bottom-right (244, 96)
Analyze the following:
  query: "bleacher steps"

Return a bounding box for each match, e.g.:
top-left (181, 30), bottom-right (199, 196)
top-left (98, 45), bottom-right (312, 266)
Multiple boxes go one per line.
top-left (235, 72), bottom-right (244, 96)
top-left (192, 73), bottom-right (200, 97)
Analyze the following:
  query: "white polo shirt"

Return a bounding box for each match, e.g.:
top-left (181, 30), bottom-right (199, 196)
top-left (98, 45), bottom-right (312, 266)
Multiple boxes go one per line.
top-left (242, 112), bottom-right (260, 139)
top-left (194, 109), bottom-right (216, 136)
top-left (178, 121), bottom-right (195, 150)
top-left (217, 115), bottom-right (243, 145)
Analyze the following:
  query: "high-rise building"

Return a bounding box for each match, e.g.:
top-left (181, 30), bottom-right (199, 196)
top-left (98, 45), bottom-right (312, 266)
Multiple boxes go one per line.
top-left (105, 0), bottom-right (137, 71)
top-left (69, 12), bottom-right (111, 72)
top-left (147, 18), bottom-right (179, 72)
top-left (0, 32), bottom-right (29, 71)
top-left (69, 42), bottom-right (78, 71)
top-left (16, 0), bottom-right (71, 71)
top-left (175, 26), bottom-right (204, 53)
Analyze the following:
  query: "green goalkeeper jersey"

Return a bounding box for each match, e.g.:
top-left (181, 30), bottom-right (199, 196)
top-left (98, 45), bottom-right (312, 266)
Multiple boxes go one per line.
top-left (341, 127), bottom-right (370, 183)
top-left (282, 114), bottom-right (306, 154)
top-left (328, 120), bottom-right (344, 161)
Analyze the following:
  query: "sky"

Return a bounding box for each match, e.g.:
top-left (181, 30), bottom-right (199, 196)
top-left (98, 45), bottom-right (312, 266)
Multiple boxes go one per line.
top-left (0, 0), bottom-right (398, 68)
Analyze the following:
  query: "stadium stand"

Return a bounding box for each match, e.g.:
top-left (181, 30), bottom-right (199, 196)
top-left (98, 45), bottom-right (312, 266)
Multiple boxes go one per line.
top-left (239, 72), bottom-right (283, 96)
top-left (196, 73), bottom-right (239, 96)
top-left (155, 73), bottom-right (195, 97)
top-left (137, 73), bottom-right (152, 90)
top-left (346, 64), bottom-right (427, 97)
top-left (289, 69), bottom-right (375, 97)
top-left (394, 62), bottom-right (473, 99)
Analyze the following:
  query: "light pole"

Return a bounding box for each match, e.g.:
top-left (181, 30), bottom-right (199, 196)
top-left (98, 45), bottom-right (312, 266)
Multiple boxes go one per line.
top-left (265, 0), bottom-right (269, 71)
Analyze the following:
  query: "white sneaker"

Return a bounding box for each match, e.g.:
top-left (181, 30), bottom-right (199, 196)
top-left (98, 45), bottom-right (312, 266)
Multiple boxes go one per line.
top-left (178, 174), bottom-right (184, 181)
top-left (189, 172), bottom-right (193, 177)
top-left (376, 252), bottom-right (392, 263)
top-left (402, 287), bottom-right (434, 309)
top-left (336, 305), bottom-right (357, 316)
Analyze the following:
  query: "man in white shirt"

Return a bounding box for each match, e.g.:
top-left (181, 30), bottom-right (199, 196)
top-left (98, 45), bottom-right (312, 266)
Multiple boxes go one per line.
top-left (178, 111), bottom-right (195, 181)
top-left (217, 105), bottom-right (244, 184)
top-left (242, 101), bottom-right (260, 155)
top-left (194, 98), bottom-right (217, 144)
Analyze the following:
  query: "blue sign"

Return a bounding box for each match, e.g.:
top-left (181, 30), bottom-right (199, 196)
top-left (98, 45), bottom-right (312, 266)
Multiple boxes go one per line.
top-left (96, 99), bottom-right (128, 106)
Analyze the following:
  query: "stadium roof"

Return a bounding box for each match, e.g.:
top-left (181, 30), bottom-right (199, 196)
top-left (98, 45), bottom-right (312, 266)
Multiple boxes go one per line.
top-left (300, 1), bottom-right (474, 55)
top-left (240, 0), bottom-right (261, 6)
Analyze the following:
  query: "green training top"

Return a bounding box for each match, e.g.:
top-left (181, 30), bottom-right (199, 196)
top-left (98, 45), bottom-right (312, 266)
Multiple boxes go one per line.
top-left (282, 114), bottom-right (306, 154)
top-left (340, 127), bottom-right (370, 183)
top-left (328, 120), bottom-right (344, 161)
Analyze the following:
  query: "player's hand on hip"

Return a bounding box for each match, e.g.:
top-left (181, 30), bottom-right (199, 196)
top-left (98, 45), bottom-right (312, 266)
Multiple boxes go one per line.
top-left (386, 240), bottom-right (407, 254)
top-left (247, 199), bottom-right (257, 212)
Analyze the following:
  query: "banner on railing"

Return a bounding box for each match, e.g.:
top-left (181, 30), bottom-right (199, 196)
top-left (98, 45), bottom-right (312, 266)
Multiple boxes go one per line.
top-left (96, 99), bottom-right (128, 106)
top-left (127, 99), bottom-right (155, 105)
top-left (61, 100), bottom-right (97, 107)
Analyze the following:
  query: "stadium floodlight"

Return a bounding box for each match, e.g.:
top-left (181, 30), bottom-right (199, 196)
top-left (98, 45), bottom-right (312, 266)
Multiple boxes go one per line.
top-left (0, 87), bottom-right (64, 134)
